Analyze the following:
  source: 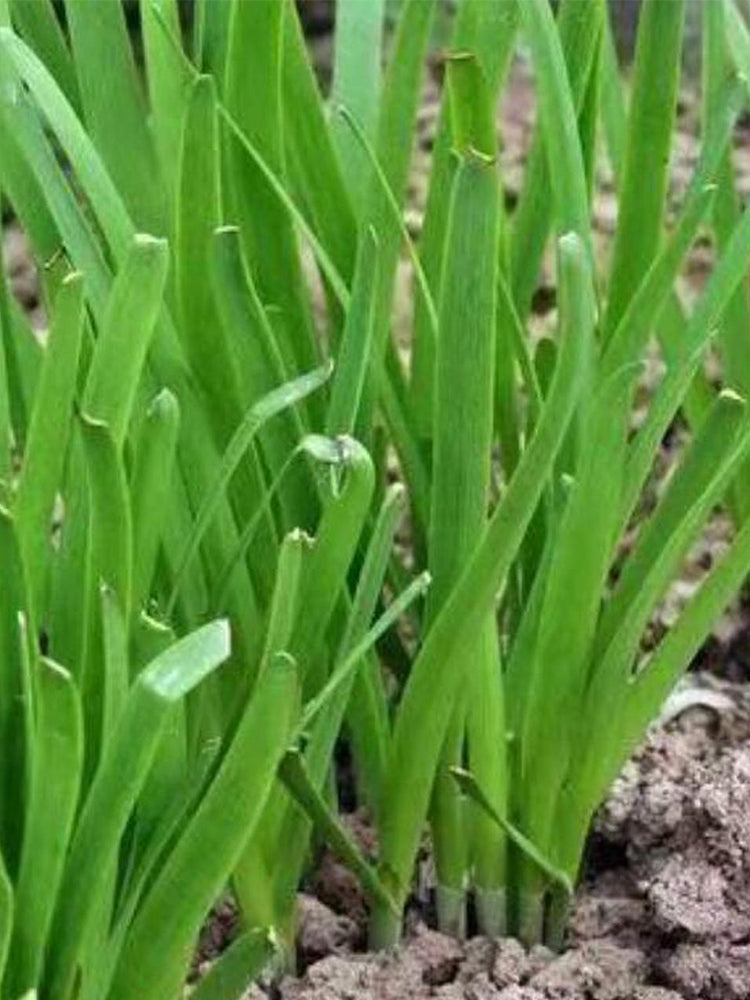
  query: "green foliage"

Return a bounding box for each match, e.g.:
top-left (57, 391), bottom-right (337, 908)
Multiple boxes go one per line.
top-left (1, 1), bottom-right (750, 996)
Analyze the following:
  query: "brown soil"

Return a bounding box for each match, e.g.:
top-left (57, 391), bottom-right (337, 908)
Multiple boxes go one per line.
top-left (269, 676), bottom-right (750, 1000)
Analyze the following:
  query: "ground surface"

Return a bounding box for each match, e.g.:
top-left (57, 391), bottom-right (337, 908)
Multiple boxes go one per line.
top-left (248, 676), bottom-right (750, 1000)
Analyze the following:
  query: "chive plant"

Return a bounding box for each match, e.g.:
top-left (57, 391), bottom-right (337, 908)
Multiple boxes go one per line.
top-left (0, 0), bottom-right (427, 993)
top-left (2, 0), bottom-right (750, 992)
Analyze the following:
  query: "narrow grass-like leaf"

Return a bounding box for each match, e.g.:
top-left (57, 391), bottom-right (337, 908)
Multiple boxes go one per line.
top-left (0, 33), bottom-right (117, 314)
top-left (45, 620), bottom-right (231, 1000)
top-left (290, 437), bottom-right (374, 676)
top-left (193, 0), bottom-right (230, 79)
top-left (704, 2), bottom-right (750, 517)
top-left (141, 0), bottom-right (191, 210)
top-left (14, 272), bottom-right (84, 614)
top-left (63, 0), bottom-right (166, 232)
top-left (108, 652), bottom-right (298, 1000)
top-left (624, 201), bottom-right (750, 524)
top-left (100, 585), bottom-right (130, 746)
top-left (358, 0), bottom-right (435, 435)
top-left (225, 0), bottom-right (318, 380)
top-left (189, 929), bottom-right (276, 1000)
top-left (0, 512), bottom-right (33, 880)
top-left (259, 487), bottom-right (408, 931)
top-left (603, 0), bottom-right (685, 340)
top-left (7, 658), bottom-right (82, 999)
top-left (340, 484), bottom-right (405, 815)
top-left (0, 854), bottom-right (12, 985)
top-left (427, 143), bottom-right (499, 935)
top-left (326, 227), bottom-right (380, 435)
top-left (281, 0), bottom-right (356, 284)
top-left (602, 391), bottom-right (748, 653)
top-left (593, 401), bottom-right (750, 728)
top-left (450, 768), bottom-right (573, 896)
top-left (411, 0), bottom-right (517, 433)
top-left (9, 0), bottom-right (79, 111)
top-left (175, 75), bottom-right (242, 437)
top-left (515, 366), bottom-right (635, 933)
top-left (167, 364), bottom-right (332, 615)
top-left (511, 0), bottom-right (603, 315)
top-left (210, 226), bottom-right (315, 533)
top-left (130, 389), bottom-right (180, 614)
top-left (83, 234), bottom-right (168, 449)
top-left (446, 52), bottom-right (497, 158)
top-left (80, 415), bottom-right (132, 616)
top-left (371, 234), bottom-right (593, 948)
top-left (279, 747), bottom-right (398, 915)
top-left (558, 411), bottom-right (750, 884)
top-left (302, 570), bottom-right (431, 730)
top-left (516, 0), bottom-right (592, 255)
top-left (559, 486), bottom-right (750, 883)
top-left (337, 106), bottom-right (439, 344)
top-left (330, 0), bottom-right (384, 207)
top-left (0, 305), bottom-right (10, 483)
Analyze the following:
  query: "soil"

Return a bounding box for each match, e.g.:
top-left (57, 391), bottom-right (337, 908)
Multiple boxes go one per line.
top-left (265, 676), bottom-right (750, 1000)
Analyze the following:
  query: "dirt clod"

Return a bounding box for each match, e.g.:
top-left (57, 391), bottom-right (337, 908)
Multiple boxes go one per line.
top-left (490, 939), bottom-right (530, 989)
top-left (527, 940), bottom-right (647, 999)
top-left (297, 895), bottom-right (360, 968)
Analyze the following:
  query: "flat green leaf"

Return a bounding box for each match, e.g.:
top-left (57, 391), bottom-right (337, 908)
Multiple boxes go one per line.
top-left (210, 225), bottom-right (314, 534)
top-left (289, 437), bottom-right (374, 674)
top-left (140, 0), bottom-right (191, 210)
top-left (7, 658), bottom-right (82, 999)
top-left (326, 227), bottom-right (380, 436)
top-left (624, 198), bottom-right (750, 523)
top-left (602, 390), bottom-right (748, 654)
top-left (9, 0), bottom-right (80, 111)
top-left (279, 747), bottom-right (397, 915)
top-left (64, 0), bottom-right (166, 232)
top-left (100, 585), bottom-right (130, 747)
top-left (0, 853), bottom-right (13, 985)
top-left (45, 620), bottom-right (231, 1000)
top-left (517, 365), bottom-right (635, 868)
top-left (603, 0), bottom-right (686, 340)
top-left (0, 511), bottom-right (33, 880)
top-left (281, 0), bottom-right (356, 284)
top-left (80, 415), bottom-right (132, 616)
top-left (175, 75), bottom-right (242, 437)
top-left (450, 768), bottom-right (573, 895)
top-left (130, 388), bottom-right (181, 614)
top-left (510, 0), bottom-right (603, 316)
top-left (14, 272), bottom-right (84, 615)
top-left (426, 145), bottom-right (501, 924)
top-left (446, 52), bottom-right (496, 158)
top-left (83, 234), bottom-right (169, 450)
top-left (166, 363), bottom-right (332, 616)
top-left (372, 233), bottom-right (593, 945)
top-left (108, 652), bottom-right (298, 1000)
top-left (189, 929), bottom-right (276, 1000)
top-left (224, 0), bottom-right (318, 381)
top-left (517, 0), bottom-right (592, 257)
top-left (357, 0), bottom-right (436, 436)
top-left (411, 0), bottom-right (517, 433)
top-left (330, 0), bottom-right (384, 208)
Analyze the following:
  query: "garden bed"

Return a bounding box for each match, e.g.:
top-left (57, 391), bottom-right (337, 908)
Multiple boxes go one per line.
top-left (264, 674), bottom-right (750, 1000)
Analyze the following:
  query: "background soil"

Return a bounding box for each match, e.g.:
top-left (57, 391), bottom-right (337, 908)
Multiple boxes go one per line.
top-left (243, 675), bottom-right (750, 1000)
